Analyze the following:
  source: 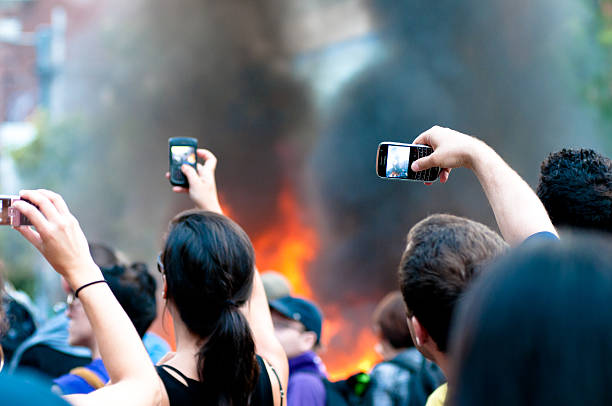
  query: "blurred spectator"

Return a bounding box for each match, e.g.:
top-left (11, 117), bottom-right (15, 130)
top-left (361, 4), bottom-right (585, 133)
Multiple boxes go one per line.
top-left (537, 148), bottom-right (612, 233)
top-left (363, 291), bottom-right (444, 406)
top-left (0, 372), bottom-right (69, 405)
top-left (0, 286), bottom-right (37, 364)
top-left (395, 125), bottom-right (558, 406)
top-left (449, 235), bottom-right (612, 406)
top-left (0, 258), bottom-right (37, 366)
top-left (262, 271), bottom-right (292, 302)
top-left (399, 214), bottom-right (507, 406)
top-left (52, 263), bottom-right (161, 394)
top-left (9, 242), bottom-right (123, 377)
top-left (270, 296), bottom-right (326, 406)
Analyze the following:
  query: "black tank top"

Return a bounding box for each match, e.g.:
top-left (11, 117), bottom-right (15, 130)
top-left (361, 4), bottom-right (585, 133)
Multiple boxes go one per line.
top-left (156, 355), bottom-right (274, 406)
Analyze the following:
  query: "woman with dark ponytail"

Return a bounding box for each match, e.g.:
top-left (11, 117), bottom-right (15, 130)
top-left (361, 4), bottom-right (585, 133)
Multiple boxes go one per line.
top-left (155, 148), bottom-right (287, 406)
top-left (13, 148), bottom-right (287, 406)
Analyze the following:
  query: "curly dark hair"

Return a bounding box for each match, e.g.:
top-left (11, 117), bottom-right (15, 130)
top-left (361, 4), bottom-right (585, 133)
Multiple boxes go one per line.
top-left (537, 149), bottom-right (612, 233)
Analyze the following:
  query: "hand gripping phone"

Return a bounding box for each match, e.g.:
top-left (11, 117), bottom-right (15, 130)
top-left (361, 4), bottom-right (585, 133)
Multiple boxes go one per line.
top-left (0, 196), bottom-right (32, 226)
top-left (169, 137), bottom-right (198, 187)
top-left (376, 142), bottom-right (440, 182)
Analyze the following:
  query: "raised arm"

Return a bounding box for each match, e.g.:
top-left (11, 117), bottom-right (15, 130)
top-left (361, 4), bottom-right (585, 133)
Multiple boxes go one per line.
top-left (411, 126), bottom-right (558, 246)
top-left (14, 190), bottom-right (162, 406)
top-left (168, 149), bottom-right (289, 400)
top-left (166, 148), bottom-right (224, 214)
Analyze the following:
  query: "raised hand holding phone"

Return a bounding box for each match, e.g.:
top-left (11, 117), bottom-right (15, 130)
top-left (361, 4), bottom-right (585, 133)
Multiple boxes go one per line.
top-left (13, 189), bottom-right (162, 405)
top-left (409, 125), bottom-right (558, 245)
top-left (409, 126), bottom-right (492, 183)
top-left (166, 148), bottom-right (223, 214)
top-left (12, 189), bottom-right (101, 288)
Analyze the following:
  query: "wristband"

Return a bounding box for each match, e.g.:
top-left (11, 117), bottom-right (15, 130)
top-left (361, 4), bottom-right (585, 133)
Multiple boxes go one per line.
top-left (75, 280), bottom-right (108, 298)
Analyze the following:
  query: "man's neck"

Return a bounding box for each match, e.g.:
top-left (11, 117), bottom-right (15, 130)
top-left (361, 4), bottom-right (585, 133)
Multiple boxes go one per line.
top-left (431, 352), bottom-right (449, 378)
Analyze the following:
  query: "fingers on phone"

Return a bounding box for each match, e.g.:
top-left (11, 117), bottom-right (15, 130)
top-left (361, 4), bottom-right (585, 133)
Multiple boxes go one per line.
top-left (37, 189), bottom-right (70, 216)
top-left (181, 164), bottom-right (199, 183)
top-left (199, 149), bottom-right (218, 172)
top-left (172, 186), bottom-right (188, 193)
top-left (440, 168), bottom-right (451, 183)
top-left (412, 127), bottom-right (437, 146)
top-left (411, 154), bottom-right (437, 172)
top-left (18, 190), bottom-right (60, 225)
top-left (13, 197), bottom-right (46, 231)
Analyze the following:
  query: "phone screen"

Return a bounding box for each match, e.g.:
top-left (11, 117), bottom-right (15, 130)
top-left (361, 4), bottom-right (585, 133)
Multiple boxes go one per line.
top-left (171, 146), bottom-right (196, 166)
top-left (386, 145), bottom-right (411, 178)
top-left (377, 143), bottom-right (440, 182)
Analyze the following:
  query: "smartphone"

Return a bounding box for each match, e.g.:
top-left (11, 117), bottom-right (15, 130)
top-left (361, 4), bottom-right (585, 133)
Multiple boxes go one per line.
top-left (0, 196), bottom-right (32, 226)
top-left (376, 142), bottom-right (440, 182)
top-left (169, 137), bottom-right (198, 187)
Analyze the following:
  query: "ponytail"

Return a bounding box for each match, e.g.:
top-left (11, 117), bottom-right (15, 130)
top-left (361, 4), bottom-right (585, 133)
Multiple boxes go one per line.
top-left (163, 211), bottom-right (261, 405)
top-left (197, 306), bottom-right (259, 406)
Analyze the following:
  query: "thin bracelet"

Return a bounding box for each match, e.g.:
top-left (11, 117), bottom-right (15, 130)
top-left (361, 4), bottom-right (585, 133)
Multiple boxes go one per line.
top-left (75, 280), bottom-right (108, 298)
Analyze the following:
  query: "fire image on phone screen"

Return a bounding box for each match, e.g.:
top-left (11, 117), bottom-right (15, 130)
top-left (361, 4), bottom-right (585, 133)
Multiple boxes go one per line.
top-left (171, 146), bottom-right (196, 165)
top-left (386, 145), bottom-right (410, 178)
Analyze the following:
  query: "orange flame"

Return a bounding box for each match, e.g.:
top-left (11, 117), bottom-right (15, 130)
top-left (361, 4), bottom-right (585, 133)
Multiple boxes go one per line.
top-left (252, 189), bottom-right (317, 298)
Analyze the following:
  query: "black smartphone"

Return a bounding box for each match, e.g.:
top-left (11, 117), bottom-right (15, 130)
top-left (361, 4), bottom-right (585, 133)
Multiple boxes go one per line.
top-left (376, 142), bottom-right (440, 182)
top-left (169, 137), bottom-right (198, 187)
top-left (0, 196), bottom-right (32, 226)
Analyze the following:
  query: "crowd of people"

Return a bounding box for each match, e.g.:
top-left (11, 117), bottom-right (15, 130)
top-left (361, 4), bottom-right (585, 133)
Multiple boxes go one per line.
top-left (0, 125), bottom-right (611, 406)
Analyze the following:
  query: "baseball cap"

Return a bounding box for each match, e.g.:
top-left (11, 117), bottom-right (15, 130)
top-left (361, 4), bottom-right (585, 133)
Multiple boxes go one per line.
top-left (270, 296), bottom-right (323, 344)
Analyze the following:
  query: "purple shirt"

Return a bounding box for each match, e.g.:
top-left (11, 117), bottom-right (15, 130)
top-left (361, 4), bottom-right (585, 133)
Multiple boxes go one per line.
top-left (287, 351), bottom-right (326, 406)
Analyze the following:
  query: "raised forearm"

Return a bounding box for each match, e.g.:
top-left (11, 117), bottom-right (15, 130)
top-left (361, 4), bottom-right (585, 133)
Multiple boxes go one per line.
top-left (76, 265), bottom-right (161, 404)
top-left (469, 141), bottom-right (558, 245)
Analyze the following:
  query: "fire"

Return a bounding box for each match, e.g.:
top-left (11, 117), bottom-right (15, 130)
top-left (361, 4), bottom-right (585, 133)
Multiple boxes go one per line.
top-left (252, 188), bottom-right (317, 298)
top-left (323, 312), bottom-right (381, 380)
top-left (253, 187), bottom-right (381, 380)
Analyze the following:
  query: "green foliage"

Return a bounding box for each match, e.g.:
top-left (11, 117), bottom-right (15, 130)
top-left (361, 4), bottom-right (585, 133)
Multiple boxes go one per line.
top-left (587, 0), bottom-right (612, 146)
top-left (10, 112), bottom-right (86, 191)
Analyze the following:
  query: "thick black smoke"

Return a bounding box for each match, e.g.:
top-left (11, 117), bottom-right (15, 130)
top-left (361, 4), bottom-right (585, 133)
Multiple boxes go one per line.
top-left (56, 0), bottom-right (609, 334)
top-left (308, 0), bottom-right (607, 303)
top-left (59, 0), bottom-right (313, 259)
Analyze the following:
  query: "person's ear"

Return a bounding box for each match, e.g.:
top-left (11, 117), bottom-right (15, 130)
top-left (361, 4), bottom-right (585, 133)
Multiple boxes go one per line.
top-left (299, 331), bottom-right (318, 352)
top-left (162, 276), bottom-right (168, 300)
top-left (410, 315), bottom-right (429, 347)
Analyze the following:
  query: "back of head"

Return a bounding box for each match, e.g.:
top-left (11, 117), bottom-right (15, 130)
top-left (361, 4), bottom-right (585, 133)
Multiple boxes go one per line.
top-left (162, 210), bottom-right (257, 406)
top-left (102, 263), bottom-right (157, 337)
top-left (372, 291), bottom-right (413, 350)
top-left (88, 243), bottom-right (120, 268)
top-left (450, 234), bottom-right (612, 406)
top-left (537, 148), bottom-right (612, 233)
top-left (399, 214), bottom-right (508, 352)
